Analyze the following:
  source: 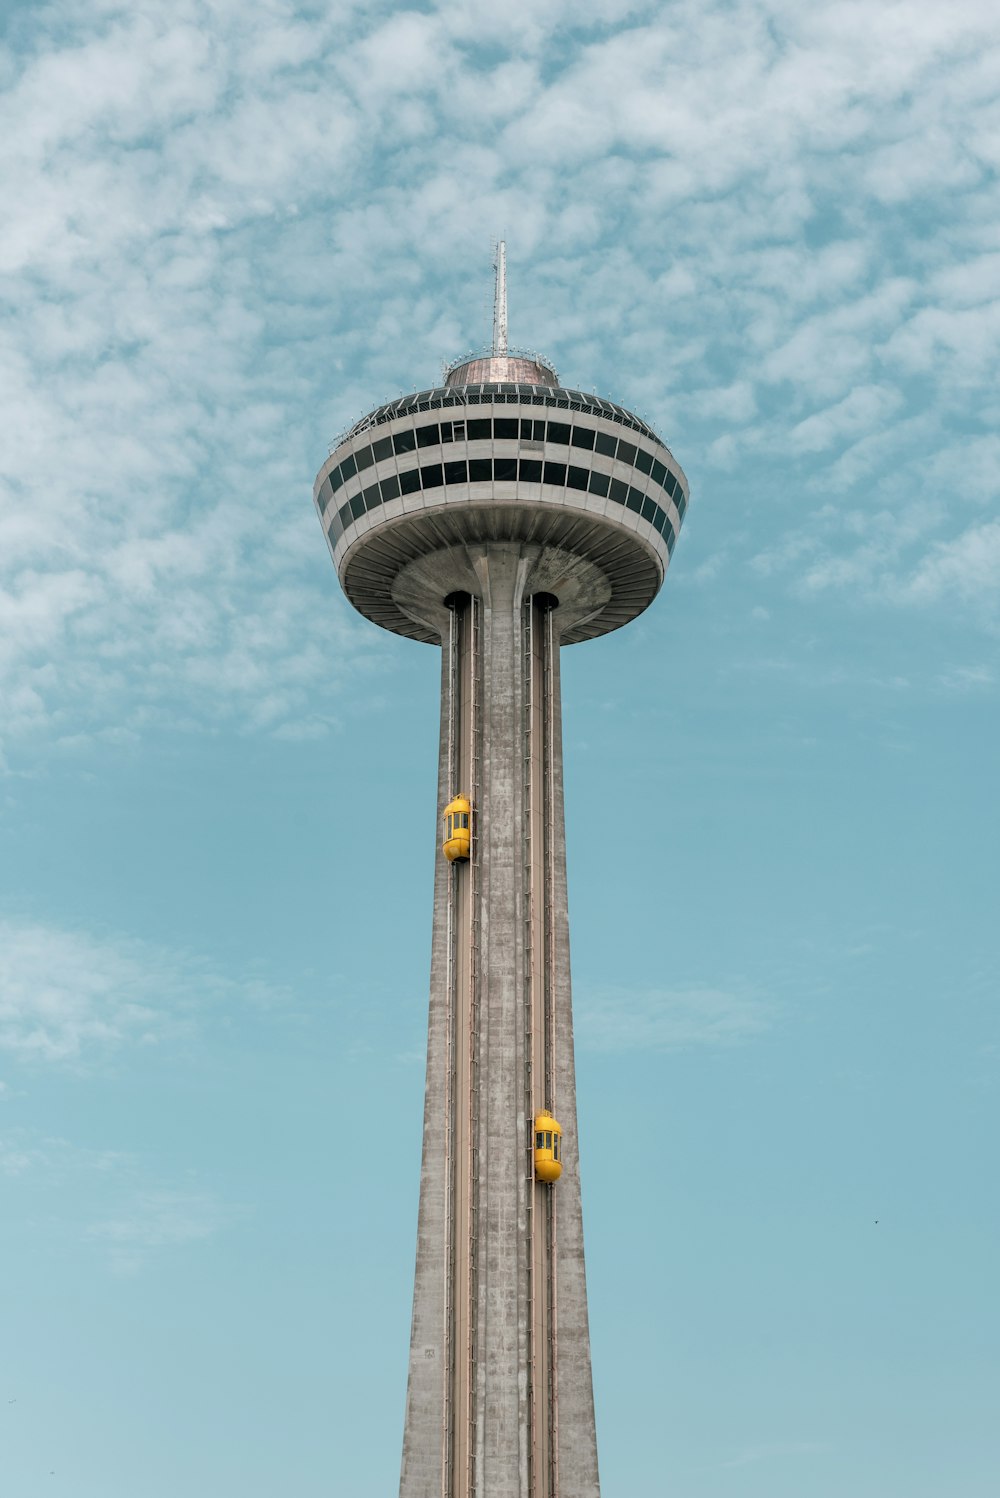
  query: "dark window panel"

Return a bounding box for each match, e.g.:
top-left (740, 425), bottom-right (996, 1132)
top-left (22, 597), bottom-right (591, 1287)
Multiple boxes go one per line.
top-left (380, 474), bottom-right (400, 502)
top-left (594, 432), bottom-right (617, 458)
top-left (338, 501), bottom-right (353, 530)
top-left (452, 421), bottom-right (466, 440)
top-left (571, 426), bottom-right (595, 450)
top-left (666, 527), bottom-right (676, 555)
top-left (494, 456), bottom-right (518, 482)
top-left (444, 459), bottom-right (468, 485)
top-left (331, 468), bottom-right (345, 494)
top-left (317, 481), bottom-right (332, 516)
top-left (416, 424), bottom-right (440, 448)
top-left (653, 507), bottom-right (667, 535)
top-left (468, 458), bottom-right (492, 482)
top-left (677, 492), bottom-right (687, 520)
top-left (373, 437), bottom-right (393, 462)
top-left (440, 422), bottom-right (454, 443)
top-left (609, 478), bottom-right (628, 504)
top-left (626, 487), bottom-right (644, 513)
top-left (494, 417), bottom-right (518, 440)
top-left (520, 419), bottom-right (534, 440)
top-left (399, 468), bottom-right (421, 495)
top-left (340, 454), bottom-right (357, 481)
top-left (349, 493), bottom-right (366, 520)
top-left (635, 447), bottom-right (653, 475)
top-left (546, 421), bottom-right (571, 446)
top-left (641, 495), bottom-right (657, 522)
top-left (420, 463), bottom-right (443, 491)
top-left (328, 510), bottom-right (343, 543)
top-left (616, 440), bottom-right (636, 466)
top-left (355, 447), bottom-right (374, 473)
top-left (519, 458), bottom-right (542, 483)
top-left (588, 470), bottom-right (610, 497)
top-left (650, 459), bottom-right (666, 487)
top-left (664, 471), bottom-right (677, 497)
top-left (567, 465), bottom-right (590, 491)
top-left (393, 429), bottom-right (416, 455)
top-left (543, 461), bottom-right (567, 486)
top-left (363, 484), bottom-right (381, 511)
top-left (467, 418), bottom-right (491, 441)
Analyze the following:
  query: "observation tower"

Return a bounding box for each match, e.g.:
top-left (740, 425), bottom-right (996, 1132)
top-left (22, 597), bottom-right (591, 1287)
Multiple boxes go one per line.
top-left (314, 245), bottom-right (690, 1498)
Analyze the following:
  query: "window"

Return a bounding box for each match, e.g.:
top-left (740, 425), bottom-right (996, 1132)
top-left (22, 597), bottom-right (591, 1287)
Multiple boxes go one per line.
top-left (373, 436), bottom-right (393, 462)
top-left (567, 465), bottom-right (589, 491)
top-left (363, 483), bottom-right (381, 511)
top-left (452, 421), bottom-right (466, 441)
top-left (399, 468), bottom-right (421, 495)
top-left (536, 1132), bottom-right (544, 1150)
top-left (416, 424), bottom-right (440, 448)
top-left (338, 501), bottom-right (353, 531)
top-left (340, 453), bottom-right (357, 481)
top-left (328, 509), bottom-right (344, 543)
top-left (444, 459), bottom-right (468, 485)
top-left (626, 487), bottom-right (644, 513)
top-left (420, 463), bottom-right (443, 491)
top-left (494, 418), bottom-right (518, 440)
top-left (494, 456), bottom-right (517, 482)
top-left (393, 429), bottom-right (416, 455)
top-left (571, 426), bottom-right (595, 450)
top-left (650, 459), bottom-right (666, 487)
top-left (664, 471), bottom-right (677, 497)
top-left (635, 447), bottom-right (653, 475)
top-left (356, 446), bottom-right (374, 472)
top-left (317, 481), bottom-right (332, 516)
top-left (380, 474), bottom-right (400, 502)
top-left (331, 468), bottom-right (345, 494)
top-left (543, 462), bottom-right (567, 487)
top-left (469, 458), bottom-right (492, 482)
top-left (553, 1137), bottom-right (560, 1160)
top-left (349, 494), bottom-right (365, 520)
top-left (588, 471), bottom-right (610, 497)
top-left (546, 421), bottom-right (571, 446)
top-left (616, 440), bottom-right (636, 466)
top-left (519, 458), bottom-right (542, 484)
top-left (521, 419), bottom-right (544, 441)
top-left (446, 816), bottom-right (453, 837)
top-left (545, 1132), bottom-right (552, 1149)
top-left (467, 418), bottom-right (491, 441)
top-left (595, 431), bottom-right (617, 458)
top-left (440, 422), bottom-right (455, 443)
top-left (460, 813), bottom-right (469, 828)
top-left (641, 495), bottom-right (657, 523)
top-left (609, 478), bottom-right (628, 504)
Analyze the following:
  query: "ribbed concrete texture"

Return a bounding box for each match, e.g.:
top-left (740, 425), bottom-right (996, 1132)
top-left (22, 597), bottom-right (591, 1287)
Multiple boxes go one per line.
top-left (313, 339), bottom-right (690, 1498)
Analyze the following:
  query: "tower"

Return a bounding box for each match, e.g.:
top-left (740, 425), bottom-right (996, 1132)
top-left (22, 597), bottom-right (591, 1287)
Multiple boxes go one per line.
top-left (314, 248), bottom-right (689, 1497)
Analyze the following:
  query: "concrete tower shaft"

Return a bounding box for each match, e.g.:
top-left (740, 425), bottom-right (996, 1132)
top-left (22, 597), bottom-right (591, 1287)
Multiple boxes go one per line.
top-left (314, 293), bottom-right (689, 1498)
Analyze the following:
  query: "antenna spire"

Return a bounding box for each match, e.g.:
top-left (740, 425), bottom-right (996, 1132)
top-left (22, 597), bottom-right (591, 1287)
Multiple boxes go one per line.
top-left (492, 240), bottom-right (508, 356)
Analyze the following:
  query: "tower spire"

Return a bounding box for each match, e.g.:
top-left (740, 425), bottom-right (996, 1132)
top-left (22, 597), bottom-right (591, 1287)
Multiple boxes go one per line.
top-left (493, 239), bottom-right (508, 356)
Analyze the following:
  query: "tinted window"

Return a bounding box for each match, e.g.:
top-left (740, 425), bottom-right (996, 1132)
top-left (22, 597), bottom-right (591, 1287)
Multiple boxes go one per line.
top-left (416, 424), bottom-right (440, 448)
top-left (494, 418), bottom-right (518, 439)
top-left (635, 447), bottom-right (653, 475)
top-left (421, 463), bottom-right (443, 490)
top-left (356, 446), bottom-right (374, 472)
top-left (567, 465), bottom-right (589, 491)
top-left (363, 483), bottom-right (381, 511)
top-left (543, 462), bottom-right (567, 486)
top-left (664, 471), bottom-right (677, 497)
top-left (468, 458), bottom-right (492, 482)
top-left (380, 474), bottom-right (400, 502)
top-left (546, 421), bottom-right (571, 446)
top-left (317, 481), bottom-right (332, 516)
top-left (650, 459), bottom-right (666, 487)
top-left (494, 456), bottom-right (517, 482)
top-left (349, 494), bottom-right (365, 520)
top-left (616, 440), bottom-right (636, 466)
top-left (372, 437), bottom-right (393, 462)
top-left (588, 471), bottom-right (610, 497)
top-left (399, 469), bottom-right (421, 495)
top-left (677, 492), bottom-right (687, 519)
top-left (626, 487), bottom-right (644, 513)
top-left (440, 422), bottom-right (456, 443)
top-left (444, 460), bottom-right (468, 485)
top-left (393, 429), bottom-right (416, 455)
top-left (521, 419), bottom-right (544, 441)
top-left (338, 502), bottom-right (353, 531)
top-left (571, 426), bottom-right (595, 450)
top-left (595, 431), bottom-right (617, 458)
top-left (340, 454), bottom-right (357, 481)
top-left (609, 478), bottom-right (628, 504)
top-left (331, 468), bottom-right (344, 494)
top-left (536, 1133), bottom-right (544, 1150)
top-left (329, 510), bottom-right (344, 543)
top-left (641, 495), bottom-right (657, 522)
top-left (519, 458), bottom-right (542, 483)
top-left (653, 507), bottom-right (667, 535)
top-left (467, 419), bottom-right (491, 441)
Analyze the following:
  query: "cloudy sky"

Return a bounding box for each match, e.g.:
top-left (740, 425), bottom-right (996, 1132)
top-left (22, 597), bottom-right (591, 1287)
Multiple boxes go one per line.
top-left (1, 1), bottom-right (998, 1493)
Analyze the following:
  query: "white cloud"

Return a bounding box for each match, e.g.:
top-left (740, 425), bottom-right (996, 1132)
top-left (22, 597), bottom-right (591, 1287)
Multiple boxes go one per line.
top-left (0, 918), bottom-right (286, 1065)
top-left (576, 984), bottom-right (775, 1053)
top-left (87, 1188), bottom-right (234, 1274)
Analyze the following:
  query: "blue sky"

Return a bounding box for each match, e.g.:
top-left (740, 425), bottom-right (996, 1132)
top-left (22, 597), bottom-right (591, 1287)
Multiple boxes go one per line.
top-left (1, 1), bottom-right (998, 1494)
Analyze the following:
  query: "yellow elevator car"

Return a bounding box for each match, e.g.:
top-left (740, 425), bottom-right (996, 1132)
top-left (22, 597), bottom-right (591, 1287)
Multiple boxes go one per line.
top-left (442, 796), bottom-right (472, 861)
top-left (533, 1111), bottom-right (562, 1183)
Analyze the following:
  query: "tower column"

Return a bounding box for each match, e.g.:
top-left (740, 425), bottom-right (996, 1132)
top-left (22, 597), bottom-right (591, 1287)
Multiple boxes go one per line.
top-left (399, 546), bottom-right (599, 1498)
